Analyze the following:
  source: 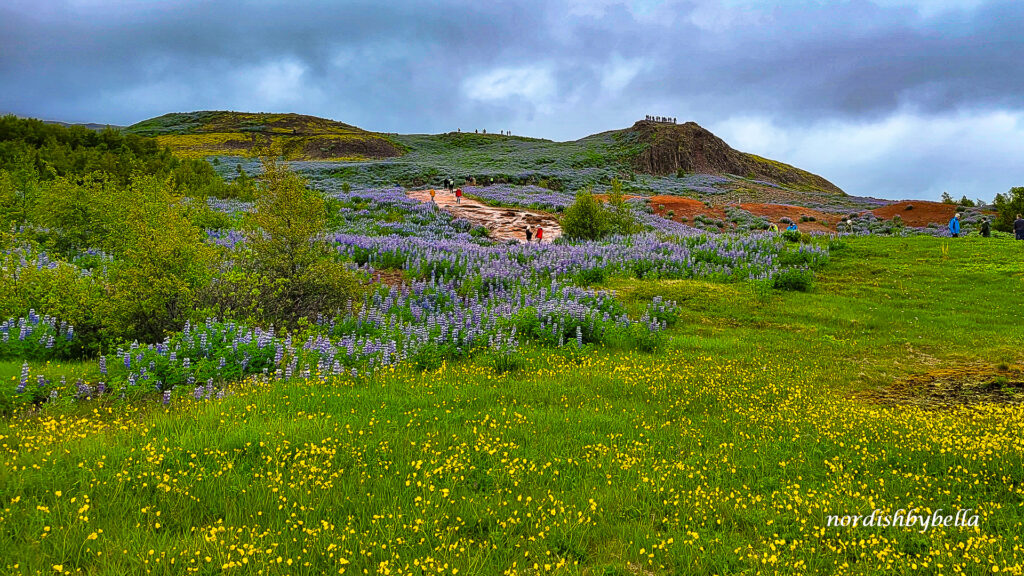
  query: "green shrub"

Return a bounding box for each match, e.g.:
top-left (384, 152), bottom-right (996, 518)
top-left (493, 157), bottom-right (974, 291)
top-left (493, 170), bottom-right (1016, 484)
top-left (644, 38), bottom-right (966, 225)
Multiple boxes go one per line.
top-left (781, 230), bottom-right (802, 243)
top-left (561, 190), bottom-right (610, 240)
top-left (577, 267), bottom-right (607, 286)
top-left (773, 268), bottom-right (815, 292)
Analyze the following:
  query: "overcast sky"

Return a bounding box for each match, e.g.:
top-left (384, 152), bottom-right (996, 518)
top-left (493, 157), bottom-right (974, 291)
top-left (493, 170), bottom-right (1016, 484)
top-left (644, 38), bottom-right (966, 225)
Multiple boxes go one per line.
top-left (2, 0), bottom-right (1022, 200)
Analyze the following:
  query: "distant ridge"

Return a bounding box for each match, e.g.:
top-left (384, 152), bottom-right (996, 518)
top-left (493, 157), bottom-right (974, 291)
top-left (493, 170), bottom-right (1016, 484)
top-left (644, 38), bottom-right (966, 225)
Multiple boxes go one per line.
top-left (43, 120), bottom-right (124, 132)
top-left (125, 111), bottom-right (405, 160)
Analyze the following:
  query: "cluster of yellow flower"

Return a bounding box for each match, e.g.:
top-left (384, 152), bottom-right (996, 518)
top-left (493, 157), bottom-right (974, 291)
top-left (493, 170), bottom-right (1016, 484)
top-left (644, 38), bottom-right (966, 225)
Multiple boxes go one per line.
top-left (1, 350), bottom-right (1021, 574)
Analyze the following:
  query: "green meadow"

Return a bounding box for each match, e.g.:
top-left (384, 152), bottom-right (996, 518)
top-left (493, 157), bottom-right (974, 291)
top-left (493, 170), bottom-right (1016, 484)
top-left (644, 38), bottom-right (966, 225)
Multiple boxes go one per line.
top-left (3, 235), bottom-right (1022, 575)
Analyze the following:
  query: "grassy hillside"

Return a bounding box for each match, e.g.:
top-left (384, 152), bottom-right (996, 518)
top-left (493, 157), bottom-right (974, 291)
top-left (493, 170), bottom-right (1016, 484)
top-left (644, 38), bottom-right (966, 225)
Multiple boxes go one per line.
top-left (2, 236), bottom-right (1022, 575)
top-left (125, 111), bottom-right (846, 202)
top-left (125, 111), bottom-right (405, 161)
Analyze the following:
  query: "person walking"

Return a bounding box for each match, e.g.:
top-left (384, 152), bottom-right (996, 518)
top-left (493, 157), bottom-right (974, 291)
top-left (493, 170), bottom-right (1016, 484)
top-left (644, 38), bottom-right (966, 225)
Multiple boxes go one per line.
top-left (525, 226), bottom-right (533, 243)
top-left (535, 226), bottom-right (544, 243)
top-left (1015, 214), bottom-right (1024, 240)
top-left (455, 187), bottom-right (463, 204)
top-left (429, 189), bottom-right (436, 204)
top-left (981, 218), bottom-right (991, 238)
top-left (948, 212), bottom-right (960, 237)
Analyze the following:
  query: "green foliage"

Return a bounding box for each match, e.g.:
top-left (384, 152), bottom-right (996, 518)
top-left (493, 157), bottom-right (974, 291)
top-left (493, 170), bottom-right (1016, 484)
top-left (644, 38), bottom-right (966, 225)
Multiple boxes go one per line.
top-left (992, 186), bottom-right (1024, 232)
top-left (773, 268), bottom-right (815, 291)
top-left (103, 177), bottom-right (214, 343)
top-left (0, 248), bottom-right (106, 356)
top-left (605, 178), bottom-right (640, 236)
top-left (0, 170), bottom-right (31, 228)
top-left (34, 174), bottom-right (116, 255)
top-left (561, 189), bottom-right (609, 240)
top-left (577, 267), bottom-right (607, 286)
top-left (0, 115), bottom-right (248, 204)
top-left (781, 229), bottom-right (802, 243)
top-left (561, 183), bottom-right (640, 241)
top-left (958, 195), bottom-right (975, 207)
top-left (941, 191), bottom-right (955, 204)
top-left (238, 158), bottom-right (361, 325)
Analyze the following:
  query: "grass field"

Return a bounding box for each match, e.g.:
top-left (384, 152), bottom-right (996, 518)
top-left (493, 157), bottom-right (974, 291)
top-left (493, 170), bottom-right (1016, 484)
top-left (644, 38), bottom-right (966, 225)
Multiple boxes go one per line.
top-left (2, 236), bottom-right (1023, 575)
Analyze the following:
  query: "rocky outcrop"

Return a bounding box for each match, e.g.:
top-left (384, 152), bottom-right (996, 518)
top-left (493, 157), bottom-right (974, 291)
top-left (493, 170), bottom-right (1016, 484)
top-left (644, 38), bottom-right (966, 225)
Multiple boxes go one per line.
top-left (627, 120), bottom-right (844, 195)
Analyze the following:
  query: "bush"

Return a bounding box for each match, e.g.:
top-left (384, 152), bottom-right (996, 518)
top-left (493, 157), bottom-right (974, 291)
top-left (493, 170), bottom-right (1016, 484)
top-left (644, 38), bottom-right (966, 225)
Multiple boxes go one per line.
top-left (561, 190), bottom-right (609, 240)
top-left (606, 323), bottom-right (666, 352)
top-left (240, 158), bottom-right (361, 325)
top-left (773, 268), bottom-right (815, 292)
top-left (577, 267), bottom-right (607, 286)
top-left (0, 313), bottom-right (77, 361)
top-left (781, 230), bottom-right (802, 243)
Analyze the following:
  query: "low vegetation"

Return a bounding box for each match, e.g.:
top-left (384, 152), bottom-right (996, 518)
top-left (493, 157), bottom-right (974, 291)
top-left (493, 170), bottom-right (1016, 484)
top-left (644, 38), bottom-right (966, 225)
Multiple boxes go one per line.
top-left (0, 114), bottom-right (1022, 574)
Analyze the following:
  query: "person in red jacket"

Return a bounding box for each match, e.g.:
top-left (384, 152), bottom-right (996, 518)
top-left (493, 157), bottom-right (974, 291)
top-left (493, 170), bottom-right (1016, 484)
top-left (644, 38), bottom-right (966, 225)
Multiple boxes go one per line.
top-left (455, 188), bottom-right (463, 204)
top-left (535, 226), bottom-right (543, 243)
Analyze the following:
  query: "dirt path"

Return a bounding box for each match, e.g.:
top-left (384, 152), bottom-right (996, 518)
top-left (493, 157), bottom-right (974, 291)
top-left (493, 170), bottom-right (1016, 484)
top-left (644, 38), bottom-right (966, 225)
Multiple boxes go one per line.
top-left (407, 189), bottom-right (562, 243)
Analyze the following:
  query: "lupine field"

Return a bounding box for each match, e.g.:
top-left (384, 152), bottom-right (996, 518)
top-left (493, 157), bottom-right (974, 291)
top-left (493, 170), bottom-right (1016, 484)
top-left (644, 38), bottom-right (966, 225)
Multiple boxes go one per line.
top-left (1, 116), bottom-right (1023, 575)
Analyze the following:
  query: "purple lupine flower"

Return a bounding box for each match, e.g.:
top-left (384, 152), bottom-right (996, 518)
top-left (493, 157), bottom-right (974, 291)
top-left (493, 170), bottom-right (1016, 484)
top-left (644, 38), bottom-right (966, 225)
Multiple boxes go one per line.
top-left (16, 361), bottom-right (28, 393)
top-left (162, 390), bottom-right (171, 405)
top-left (99, 355), bottom-right (107, 376)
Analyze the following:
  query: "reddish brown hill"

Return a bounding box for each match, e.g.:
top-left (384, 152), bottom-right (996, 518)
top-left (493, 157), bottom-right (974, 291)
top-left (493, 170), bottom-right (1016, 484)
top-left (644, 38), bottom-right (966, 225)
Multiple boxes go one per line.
top-left (621, 120), bottom-right (845, 196)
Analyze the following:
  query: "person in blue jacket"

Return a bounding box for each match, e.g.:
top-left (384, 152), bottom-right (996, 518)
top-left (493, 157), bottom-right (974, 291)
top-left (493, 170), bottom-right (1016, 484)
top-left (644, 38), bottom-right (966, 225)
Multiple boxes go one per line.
top-left (948, 212), bottom-right (960, 237)
top-left (786, 222), bottom-right (798, 232)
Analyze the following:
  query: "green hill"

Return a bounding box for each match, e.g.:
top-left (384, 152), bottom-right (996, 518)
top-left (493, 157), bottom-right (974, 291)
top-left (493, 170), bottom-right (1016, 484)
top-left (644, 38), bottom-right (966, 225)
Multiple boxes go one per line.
top-left (125, 111), bottom-right (405, 161)
top-left (123, 111), bottom-right (843, 198)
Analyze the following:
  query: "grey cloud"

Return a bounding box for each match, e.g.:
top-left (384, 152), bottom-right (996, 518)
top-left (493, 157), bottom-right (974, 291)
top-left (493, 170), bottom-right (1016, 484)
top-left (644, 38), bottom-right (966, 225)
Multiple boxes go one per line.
top-left (1, 0), bottom-right (1022, 199)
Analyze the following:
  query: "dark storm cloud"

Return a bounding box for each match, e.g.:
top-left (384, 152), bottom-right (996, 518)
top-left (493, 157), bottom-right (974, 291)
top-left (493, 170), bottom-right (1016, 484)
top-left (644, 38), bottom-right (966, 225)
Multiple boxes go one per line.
top-left (4, 0), bottom-right (1022, 125)
top-left (1, 0), bottom-right (1022, 199)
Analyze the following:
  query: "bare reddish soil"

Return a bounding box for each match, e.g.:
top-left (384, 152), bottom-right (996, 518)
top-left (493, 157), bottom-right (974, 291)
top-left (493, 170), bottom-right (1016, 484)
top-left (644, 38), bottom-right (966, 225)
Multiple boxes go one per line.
top-left (738, 204), bottom-right (839, 233)
top-left (408, 189), bottom-right (562, 243)
top-left (871, 201), bottom-right (958, 227)
top-left (649, 196), bottom-right (728, 222)
top-left (649, 196), bottom-right (837, 232)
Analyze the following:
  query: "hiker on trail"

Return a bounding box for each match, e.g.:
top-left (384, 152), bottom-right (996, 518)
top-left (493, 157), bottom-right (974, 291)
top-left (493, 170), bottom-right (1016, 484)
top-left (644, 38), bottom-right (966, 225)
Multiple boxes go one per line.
top-left (525, 226), bottom-right (533, 243)
top-left (786, 222), bottom-right (798, 232)
top-left (1015, 214), bottom-right (1024, 240)
top-left (535, 227), bottom-right (544, 243)
top-left (981, 218), bottom-right (991, 238)
top-left (949, 212), bottom-right (960, 237)
top-left (429, 189), bottom-right (436, 204)
top-left (455, 188), bottom-right (463, 204)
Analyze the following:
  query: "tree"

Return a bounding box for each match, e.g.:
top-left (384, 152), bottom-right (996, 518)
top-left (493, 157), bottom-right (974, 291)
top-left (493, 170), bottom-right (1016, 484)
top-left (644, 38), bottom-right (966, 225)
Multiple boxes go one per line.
top-left (941, 191), bottom-right (955, 204)
top-left (605, 178), bottom-right (639, 235)
top-left (958, 195), bottom-right (975, 207)
top-left (561, 189), bottom-right (609, 240)
top-left (992, 187), bottom-right (1024, 232)
top-left (104, 176), bottom-right (214, 342)
top-left (34, 174), bottom-right (116, 255)
top-left (241, 157), bottom-right (359, 324)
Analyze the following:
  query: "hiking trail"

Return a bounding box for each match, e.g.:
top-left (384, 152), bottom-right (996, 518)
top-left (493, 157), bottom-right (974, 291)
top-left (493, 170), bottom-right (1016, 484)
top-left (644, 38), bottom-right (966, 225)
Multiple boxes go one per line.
top-left (408, 189), bottom-right (563, 243)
